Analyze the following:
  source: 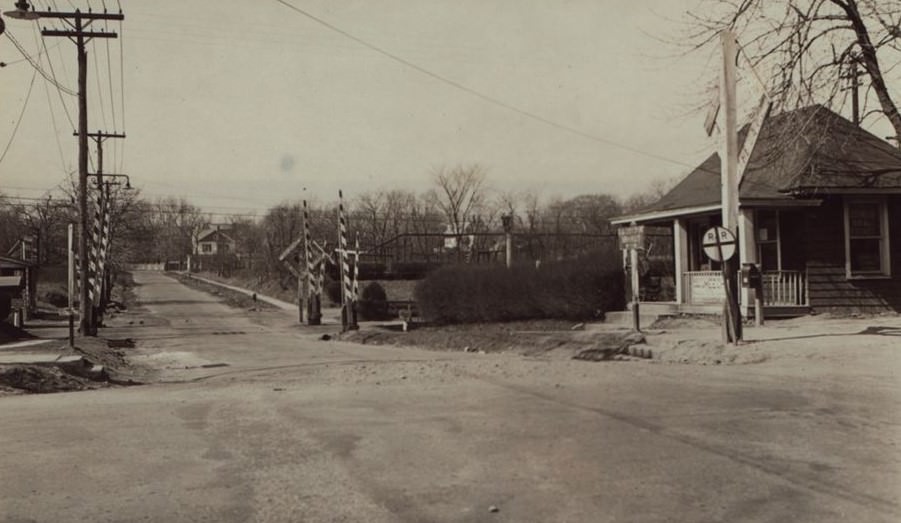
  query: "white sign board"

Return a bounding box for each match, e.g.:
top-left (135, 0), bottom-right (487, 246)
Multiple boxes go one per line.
top-left (702, 226), bottom-right (736, 262)
top-left (689, 272), bottom-right (725, 303)
top-left (618, 225), bottom-right (645, 250)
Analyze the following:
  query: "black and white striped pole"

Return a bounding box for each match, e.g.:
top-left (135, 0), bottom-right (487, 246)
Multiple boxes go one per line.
top-left (338, 191), bottom-right (358, 331)
top-left (303, 200), bottom-right (321, 325)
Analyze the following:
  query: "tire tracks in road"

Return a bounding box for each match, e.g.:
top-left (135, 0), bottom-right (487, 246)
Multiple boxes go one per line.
top-left (471, 374), bottom-right (901, 520)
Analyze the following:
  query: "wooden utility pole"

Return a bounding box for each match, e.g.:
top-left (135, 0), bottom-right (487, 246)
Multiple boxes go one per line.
top-left (15, 6), bottom-right (125, 335)
top-left (720, 30), bottom-right (742, 344)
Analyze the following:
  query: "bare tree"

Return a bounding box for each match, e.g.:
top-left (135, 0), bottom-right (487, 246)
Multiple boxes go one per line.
top-left (621, 177), bottom-right (680, 214)
top-left (683, 0), bottom-right (901, 144)
top-left (355, 190), bottom-right (417, 247)
top-left (151, 197), bottom-right (209, 263)
top-left (429, 164), bottom-right (488, 237)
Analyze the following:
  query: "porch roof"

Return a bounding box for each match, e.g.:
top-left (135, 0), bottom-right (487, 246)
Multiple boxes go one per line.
top-left (614, 105), bottom-right (901, 225)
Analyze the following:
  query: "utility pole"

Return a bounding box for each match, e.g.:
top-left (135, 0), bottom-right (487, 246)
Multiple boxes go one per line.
top-left (6, 2), bottom-right (124, 335)
top-left (719, 30), bottom-right (742, 344)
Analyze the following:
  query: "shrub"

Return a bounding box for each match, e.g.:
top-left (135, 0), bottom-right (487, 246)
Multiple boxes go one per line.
top-left (414, 248), bottom-right (624, 324)
top-left (324, 278), bottom-right (342, 305)
top-left (358, 282), bottom-right (390, 320)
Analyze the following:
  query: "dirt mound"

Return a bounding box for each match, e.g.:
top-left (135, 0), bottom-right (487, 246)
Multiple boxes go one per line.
top-left (0, 365), bottom-right (98, 394)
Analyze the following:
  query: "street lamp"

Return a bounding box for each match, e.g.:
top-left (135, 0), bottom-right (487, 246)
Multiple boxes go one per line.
top-left (4, 0), bottom-right (40, 20)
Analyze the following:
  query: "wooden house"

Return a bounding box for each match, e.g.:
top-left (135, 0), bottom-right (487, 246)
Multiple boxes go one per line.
top-left (193, 227), bottom-right (236, 256)
top-left (612, 105), bottom-right (901, 316)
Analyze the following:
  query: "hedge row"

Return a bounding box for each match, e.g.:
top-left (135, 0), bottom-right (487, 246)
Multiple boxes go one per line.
top-left (414, 250), bottom-right (624, 324)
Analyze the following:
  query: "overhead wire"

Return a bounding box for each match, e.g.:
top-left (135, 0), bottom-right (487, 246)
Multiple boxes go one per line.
top-left (269, 0), bottom-right (705, 173)
top-left (91, 38), bottom-right (109, 131)
top-left (117, 7), bottom-right (126, 173)
top-left (0, 68), bottom-right (39, 166)
top-left (33, 25), bottom-right (70, 173)
top-left (38, 25), bottom-right (76, 130)
top-left (3, 30), bottom-right (77, 96)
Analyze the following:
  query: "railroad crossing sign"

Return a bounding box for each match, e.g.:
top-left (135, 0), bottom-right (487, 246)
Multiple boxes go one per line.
top-left (702, 226), bottom-right (736, 262)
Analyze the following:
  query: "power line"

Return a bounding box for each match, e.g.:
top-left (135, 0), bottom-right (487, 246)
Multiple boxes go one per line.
top-left (3, 30), bottom-right (77, 96)
top-left (0, 68), bottom-right (38, 166)
top-left (37, 26), bottom-right (77, 130)
top-left (91, 38), bottom-right (109, 130)
top-left (270, 0), bottom-right (703, 172)
top-left (33, 26), bottom-right (70, 173)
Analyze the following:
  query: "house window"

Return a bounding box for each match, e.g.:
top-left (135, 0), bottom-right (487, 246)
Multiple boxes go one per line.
top-left (756, 210), bottom-right (780, 272)
top-left (201, 243), bottom-right (212, 254)
top-left (844, 199), bottom-right (891, 278)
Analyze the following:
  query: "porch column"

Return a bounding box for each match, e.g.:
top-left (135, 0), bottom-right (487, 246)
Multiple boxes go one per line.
top-left (738, 208), bottom-right (757, 317)
top-left (673, 218), bottom-right (688, 304)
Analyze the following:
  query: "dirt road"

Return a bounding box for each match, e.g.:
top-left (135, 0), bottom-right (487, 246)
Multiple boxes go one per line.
top-left (1, 271), bottom-right (899, 522)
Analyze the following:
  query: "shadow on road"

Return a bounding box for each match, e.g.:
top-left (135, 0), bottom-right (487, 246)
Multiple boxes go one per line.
top-left (748, 325), bottom-right (901, 343)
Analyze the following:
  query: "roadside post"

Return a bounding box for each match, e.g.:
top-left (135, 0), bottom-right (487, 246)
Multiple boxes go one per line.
top-left (501, 213), bottom-right (513, 268)
top-left (618, 225), bottom-right (644, 332)
top-left (67, 223), bottom-right (75, 347)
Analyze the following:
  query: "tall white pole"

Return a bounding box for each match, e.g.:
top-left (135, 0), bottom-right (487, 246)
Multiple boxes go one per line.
top-left (720, 30), bottom-right (739, 231)
top-left (720, 29), bottom-right (743, 343)
top-left (67, 223), bottom-right (75, 347)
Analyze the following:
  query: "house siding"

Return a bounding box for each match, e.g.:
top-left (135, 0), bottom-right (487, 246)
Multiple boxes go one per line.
top-left (804, 196), bottom-right (901, 312)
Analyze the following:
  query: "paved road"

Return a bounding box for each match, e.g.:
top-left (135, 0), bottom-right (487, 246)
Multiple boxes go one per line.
top-left (1, 272), bottom-right (899, 522)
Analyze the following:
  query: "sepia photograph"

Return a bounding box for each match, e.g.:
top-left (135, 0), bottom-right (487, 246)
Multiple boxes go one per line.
top-left (1, 0), bottom-right (900, 521)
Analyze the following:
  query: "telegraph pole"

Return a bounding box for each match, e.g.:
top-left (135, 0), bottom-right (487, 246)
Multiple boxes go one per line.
top-left (719, 30), bottom-right (742, 344)
top-left (5, 3), bottom-right (125, 335)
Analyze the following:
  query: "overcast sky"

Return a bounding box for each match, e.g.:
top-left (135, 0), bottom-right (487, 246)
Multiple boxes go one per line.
top-left (1, 0), bottom-right (896, 218)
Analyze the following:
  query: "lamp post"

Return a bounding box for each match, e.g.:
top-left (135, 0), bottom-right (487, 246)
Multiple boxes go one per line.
top-left (5, 0), bottom-right (123, 335)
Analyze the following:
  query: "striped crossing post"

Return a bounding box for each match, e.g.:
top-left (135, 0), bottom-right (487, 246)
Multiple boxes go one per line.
top-left (302, 200), bottom-right (321, 325)
top-left (338, 190), bottom-right (358, 330)
top-left (88, 189), bottom-right (102, 308)
top-left (97, 184), bottom-right (112, 311)
top-left (100, 183), bottom-right (113, 306)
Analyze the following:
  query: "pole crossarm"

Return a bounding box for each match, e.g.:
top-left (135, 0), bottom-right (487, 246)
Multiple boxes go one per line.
top-left (76, 131), bottom-right (126, 139)
top-left (42, 29), bottom-right (117, 39)
top-left (32, 11), bottom-right (123, 21)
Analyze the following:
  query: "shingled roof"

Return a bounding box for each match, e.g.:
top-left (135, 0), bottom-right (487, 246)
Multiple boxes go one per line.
top-left (622, 105), bottom-right (901, 220)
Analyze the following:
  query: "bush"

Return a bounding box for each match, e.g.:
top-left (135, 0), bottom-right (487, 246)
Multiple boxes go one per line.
top-left (414, 248), bottom-right (624, 324)
top-left (358, 282), bottom-right (390, 320)
top-left (324, 278), bottom-right (342, 305)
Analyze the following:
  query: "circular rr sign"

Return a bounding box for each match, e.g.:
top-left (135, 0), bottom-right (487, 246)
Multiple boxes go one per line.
top-left (702, 226), bottom-right (736, 262)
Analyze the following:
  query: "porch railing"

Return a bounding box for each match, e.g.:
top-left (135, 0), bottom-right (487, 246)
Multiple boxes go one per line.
top-left (761, 270), bottom-right (808, 307)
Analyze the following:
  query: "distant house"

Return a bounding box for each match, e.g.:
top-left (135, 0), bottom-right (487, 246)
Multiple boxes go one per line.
top-left (612, 105), bottom-right (901, 316)
top-left (193, 227), bottom-right (236, 256)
